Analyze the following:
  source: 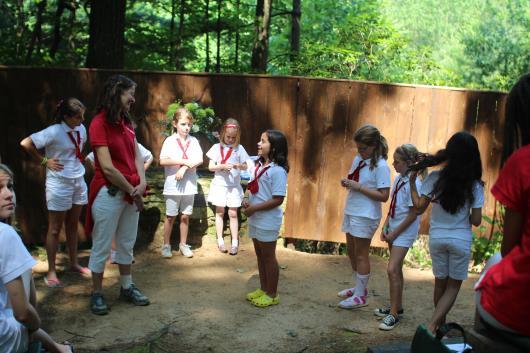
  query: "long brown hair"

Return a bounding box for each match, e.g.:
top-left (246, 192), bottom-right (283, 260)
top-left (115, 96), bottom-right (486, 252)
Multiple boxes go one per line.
top-left (353, 124), bottom-right (388, 169)
top-left (503, 73), bottom-right (530, 164)
top-left (96, 74), bottom-right (136, 124)
top-left (54, 98), bottom-right (85, 124)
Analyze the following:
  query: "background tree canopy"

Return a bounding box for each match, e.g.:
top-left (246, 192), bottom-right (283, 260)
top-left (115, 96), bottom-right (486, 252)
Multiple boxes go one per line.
top-left (1, 0), bottom-right (529, 91)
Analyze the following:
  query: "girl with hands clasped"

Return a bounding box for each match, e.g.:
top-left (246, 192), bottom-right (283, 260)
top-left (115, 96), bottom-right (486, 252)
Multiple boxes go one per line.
top-left (206, 118), bottom-right (249, 255)
top-left (375, 144), bottom-right (425, 331)
top-left (20, 98), bottom-right (89, 288)
top-left (338, 125), bottom-right (391, 310)
top-left (160, 108), bottom-right (204, 259)
top-left (409, 131), bottom-right (484, 334)
top-left (242, 130), bottom-right (288, 308)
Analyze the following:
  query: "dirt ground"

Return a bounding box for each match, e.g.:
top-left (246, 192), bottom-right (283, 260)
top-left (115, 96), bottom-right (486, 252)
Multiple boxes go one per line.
top-left (32, 231), bottom-right (479, 353)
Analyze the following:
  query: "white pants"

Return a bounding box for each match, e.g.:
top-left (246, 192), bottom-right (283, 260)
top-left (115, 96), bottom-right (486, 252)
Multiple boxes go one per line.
top-left (88, 187), bottom-right (139, 273)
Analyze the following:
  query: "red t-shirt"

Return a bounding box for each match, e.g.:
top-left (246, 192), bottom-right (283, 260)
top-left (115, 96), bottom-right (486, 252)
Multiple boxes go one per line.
top-left (477, 144), bottom-right (530, 336)
top-left (85, 111), bottom-right (139, 235)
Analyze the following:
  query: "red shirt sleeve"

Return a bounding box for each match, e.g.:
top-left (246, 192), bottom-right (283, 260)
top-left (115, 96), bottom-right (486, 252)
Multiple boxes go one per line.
top-left (89, 114), bottom-right (108, 147)
top-left (491, 150), bottom-right (524, 212)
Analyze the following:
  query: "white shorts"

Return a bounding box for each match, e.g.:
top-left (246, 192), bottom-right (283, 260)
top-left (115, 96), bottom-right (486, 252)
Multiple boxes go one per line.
top-left (207, 183), bottom-right (244, 208)
top-left (342, 214), bottom-right (380, 239)
top-left (2, 317), bottom-right (28, 353)
top-left (429, 238), bottom-right (471, 280)
top-left (46, 174), bottom-right (87, 211)
top-left (165, 194), bottom-right (195, 216)
top-left (249, 224), bottom-right (279, 242)
top-left (390, 228), bottom-right (418, 248)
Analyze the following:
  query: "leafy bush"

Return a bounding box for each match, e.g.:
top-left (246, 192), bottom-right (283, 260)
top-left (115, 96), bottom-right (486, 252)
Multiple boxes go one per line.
top-left (471, 204), bottom-right (504, 266)
top-left (161, 100), bottom-right (222, 142)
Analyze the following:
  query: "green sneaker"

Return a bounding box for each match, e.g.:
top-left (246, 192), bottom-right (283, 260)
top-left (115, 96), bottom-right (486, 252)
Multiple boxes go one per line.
top-left (90, 292), bottom-right (109, 315)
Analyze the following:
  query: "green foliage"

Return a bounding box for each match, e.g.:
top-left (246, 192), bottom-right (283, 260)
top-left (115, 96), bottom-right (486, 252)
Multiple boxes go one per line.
top-left (471, 205), bottom-right (504, 266)
top-left (404, 235), bottom-right (432, 269)
top-left (161, 100), bottom-right (222, 142)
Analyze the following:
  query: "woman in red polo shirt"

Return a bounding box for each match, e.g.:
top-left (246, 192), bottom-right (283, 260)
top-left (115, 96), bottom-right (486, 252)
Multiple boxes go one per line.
top-left (475, 73), bottom-right (530, 337)
top-left (86, 74), bottom-right (149, 315)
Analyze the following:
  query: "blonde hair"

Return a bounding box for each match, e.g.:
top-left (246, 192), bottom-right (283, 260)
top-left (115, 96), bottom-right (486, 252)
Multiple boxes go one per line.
top-left (0, 164), bottom-right (14, 179)
top-left (220, 118), bottom-right (241, 146)
top-left (172, 108), bottom-right (194, 133)
top-left (394, 144), bottom-right (427, 179)
top-left (353, 124), bottom-right (388, 169)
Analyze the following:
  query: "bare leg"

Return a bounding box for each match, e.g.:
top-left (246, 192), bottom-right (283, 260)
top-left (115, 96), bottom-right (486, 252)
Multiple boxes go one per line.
top-left (387, 245), bottom-right (408, 316)
top-left (215, 206), bottom-right (225, 241)
top-left (179, 214), bottom-right (190, 245)
top-left (346, 234), bottom-right (356, 272)
top-left (353, 237), bottom-right (372, 275)
top-left (261, 240), bottom-right (279, 297)
top-left (92, 271), bottom-right (104, 293)
top-left (46, 211), bottom-right (67, 282)
top-left (162, 215), bottom-right (176, 245)
top-left (428, 277), bottom-right (461, 333)
top-left (64, 204), bottom-right (84, 271)
top-left (228, 207), bottom-right (239, 244)
top-left (253, 239), bottom-right (266, 290)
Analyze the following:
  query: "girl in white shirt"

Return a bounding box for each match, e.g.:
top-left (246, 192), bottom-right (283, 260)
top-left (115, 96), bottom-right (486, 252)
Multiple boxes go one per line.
top-left (206, 119), bottom-right (249, 255)
top-left (375, 144), bottom-right (425, 330)
top-left (409, 131), bottom-right (484, 334)
top-left (242, 130), bottom-right (288, 308)
top-left (338, 125), bottom-right (391, 309)
top-left (20, 98), bottom-right (89, 288)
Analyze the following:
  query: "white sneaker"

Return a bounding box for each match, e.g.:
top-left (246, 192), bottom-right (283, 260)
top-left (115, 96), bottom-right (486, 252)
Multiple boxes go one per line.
top-left (337, 287), bottom-right (368, 298)
top-left (338, 295), bottom-right (368, 309)
top-left (161, 244), bottom-right (172, 258)
top-left (179, 244), bottom-right (194, 258)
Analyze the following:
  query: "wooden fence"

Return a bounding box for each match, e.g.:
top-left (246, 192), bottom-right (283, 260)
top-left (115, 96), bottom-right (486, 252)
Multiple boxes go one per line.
top-left (0, 67), bottom-right (506, 246)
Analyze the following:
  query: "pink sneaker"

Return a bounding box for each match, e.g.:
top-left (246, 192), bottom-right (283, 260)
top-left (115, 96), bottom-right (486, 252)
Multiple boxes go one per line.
top-left (337, 287), bottom-right (368, 298)
top-left (338, 295), bottom-right (368, 309)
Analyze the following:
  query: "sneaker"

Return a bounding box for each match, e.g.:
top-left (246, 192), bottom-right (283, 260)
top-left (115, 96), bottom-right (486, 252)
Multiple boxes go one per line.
top-left (120, 284), bottom-right (150, 306)
top-left (229, 245), bottom-right (238, 256)
top-left (373, 306), bottom-right (404, 318)
top-left (379, 314), bottom-right (400, 331)
top-left (246, 288), bottom-right (265, 301)
top-left (179, 243), bottom-right (194, 258)
top-left (337, 287), bottom-right (368, 298)
top-left (161, 244), bottom-right (172, 258)
top-left (90, 292), bottom-right (109, 315)
top-left (338, 295), bottom-right (367, 309)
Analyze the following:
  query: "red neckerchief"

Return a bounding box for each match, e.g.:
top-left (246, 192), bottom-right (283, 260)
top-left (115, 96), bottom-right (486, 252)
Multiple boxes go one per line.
top-left (220, 144), bottom-right (233, 164)
top-left (247, 162), bottom-right (271, 194)
top-left (348, 160), bottom-right (366, 181)
top-left (66, 130), bottom-right (83, 163)
top-left (388, 177), bottom-right (407, 218)
top-left (177, 137), bottom-right (190, 159)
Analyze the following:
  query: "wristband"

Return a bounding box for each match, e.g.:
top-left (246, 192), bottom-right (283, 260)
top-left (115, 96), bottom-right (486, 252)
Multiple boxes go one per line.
top-left (40, 157), bottom-right (48, 166)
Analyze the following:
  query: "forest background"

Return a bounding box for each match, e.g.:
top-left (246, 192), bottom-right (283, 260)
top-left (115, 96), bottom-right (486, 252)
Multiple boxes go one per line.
top-left (1, 0), bottom-right (530, 91)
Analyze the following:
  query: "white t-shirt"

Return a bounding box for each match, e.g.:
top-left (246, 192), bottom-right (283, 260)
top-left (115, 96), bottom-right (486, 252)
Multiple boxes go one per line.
top-left (388, 175), bottom-right (422, 238)
top-left (248, 162), bottom-right (288, 231)
top-left (0, 223), bottom-right (37, 353)
top-left (30, 122), bottom-right (87, 178)
top-left (206, 143), bottom-right (250, 187)
top-left (420, 170), bottom-right (484, 242)
top-left (160, 134), bottom-right (203, 195)
top-left (86, 143), bottom-right (153, 164)
top-left (343, 156), bottom-right (391, 219)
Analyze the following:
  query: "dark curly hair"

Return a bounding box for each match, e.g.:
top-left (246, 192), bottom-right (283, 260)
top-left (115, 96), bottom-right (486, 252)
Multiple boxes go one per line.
top-left (260, 129), bottom-right (289, 172)
top-left (96, 74), bottom-right (136, 124)
top-left (415, 131), bottom-right (483, 214)
top-left (503, 73), bottom-right (530, 164)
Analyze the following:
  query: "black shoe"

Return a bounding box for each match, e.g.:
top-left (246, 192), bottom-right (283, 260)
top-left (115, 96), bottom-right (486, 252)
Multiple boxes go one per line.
top-left (120, 284), bottom-right (150, 306)
top-left (90, 292), bottom-right (109, 315)
top-left (379, 314), bottom-right (400, 330)
top-left (373, 306), bottom-right (404, 318)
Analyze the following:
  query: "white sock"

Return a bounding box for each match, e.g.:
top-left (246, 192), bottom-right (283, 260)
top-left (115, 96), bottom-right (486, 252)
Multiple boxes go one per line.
top-left (354, 273), bottom-right (369, 297)
top-left (217, 237), bottom-right (225, 246)
top-left (231, 238), bottom-right (239, 247)
top-left (120, 274), bottom-right (133, 289)
top-left (351, 271), bottom-right (357, 283)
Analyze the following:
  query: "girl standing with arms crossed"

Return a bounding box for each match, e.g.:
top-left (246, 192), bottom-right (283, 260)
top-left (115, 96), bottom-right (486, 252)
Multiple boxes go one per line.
top-left (375, 144), bottom-right (425, 330)
top-left (409, 131), bottom-right (484, 333)
top-left (242, 130), bottom-right (288, 308)
top-left (206, 118), bottom-right (249, 255)
top-left (160, 108), bottom-right (203, 258)
top-left (338, 124), bottom-right (391, 309)
top-left (20, 98), bottom-right (89, 288)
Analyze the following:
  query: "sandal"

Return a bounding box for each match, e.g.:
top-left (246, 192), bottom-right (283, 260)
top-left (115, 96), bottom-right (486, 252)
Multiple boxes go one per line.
top-left (246, 288), bottom-right (265, 301)
top-left (44, 277), bottom-right (64, 288)
top-left (70, 266), bottom-right (91, 278)
top-left (229, 245), bottom-right (238, 256)
top-left (218, 244), bottom-right (228, 253)
top-left (251, 294), bottom-right (279, 307)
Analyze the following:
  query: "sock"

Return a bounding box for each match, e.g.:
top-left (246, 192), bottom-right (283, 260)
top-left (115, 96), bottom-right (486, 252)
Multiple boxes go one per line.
top-left (354, 273), bottom-right (370, 298)
top-left (351, 271), bottom-right (357, 283)
top-left (120, 274), bottom-right (133, 290)
top-left (217, 237), bottom-right (225, 246)
top-left (231, 238), bottom-right (239, 247)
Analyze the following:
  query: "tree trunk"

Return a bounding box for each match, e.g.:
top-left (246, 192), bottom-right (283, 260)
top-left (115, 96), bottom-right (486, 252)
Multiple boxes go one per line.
top-left (234, 0), bottom-right (240, 67)
top-left (85, 0), bottom-right (126, 69)
top-left (25, 0), bottom-right (47, 64)
top-left (204, 0), bottom-right (210, 72)
top-left (175, 0), bottom-right (186, 70)
top-left (251, 0), bottom-right (272, 73)
top-left (215, 0), bottom-right (221, 72)
top-left (169, 0), bottom-right (176, 65)
top-left (290, 0), bottom-right (301, 60)
top-left (50, 0), bottom-right (67, 59)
